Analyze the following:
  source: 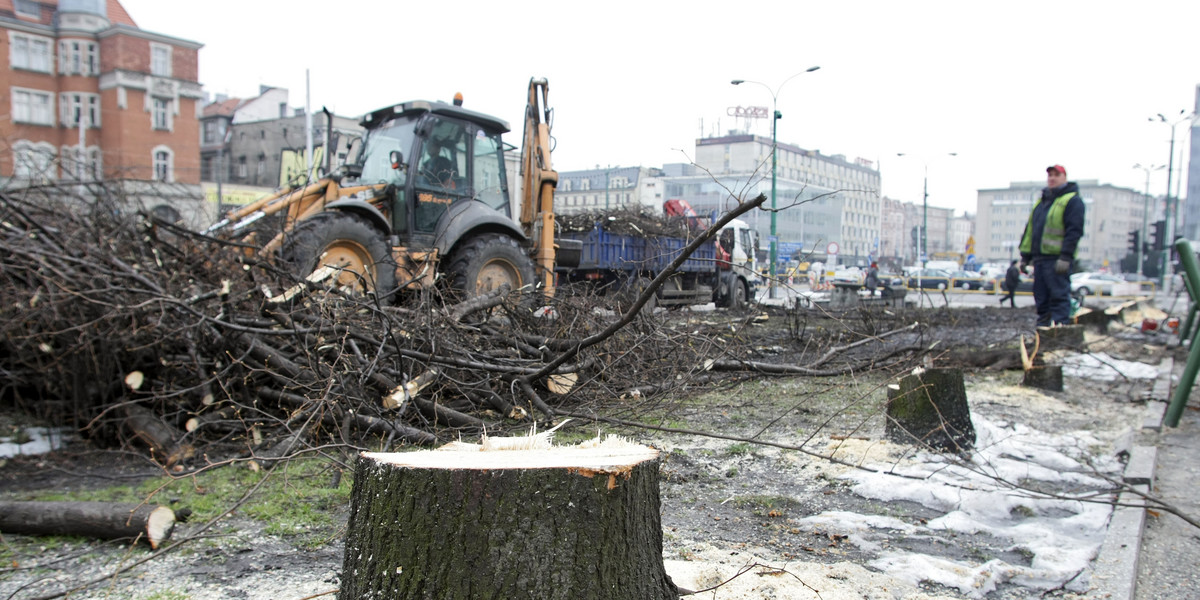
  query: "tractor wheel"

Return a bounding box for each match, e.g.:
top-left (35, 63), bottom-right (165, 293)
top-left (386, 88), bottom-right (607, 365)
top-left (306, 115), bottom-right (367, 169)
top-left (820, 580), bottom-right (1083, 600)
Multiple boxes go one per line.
top-left (280, 212), bottom-right (396, 297)
top-left (446, 233), bottom-right (536, 299)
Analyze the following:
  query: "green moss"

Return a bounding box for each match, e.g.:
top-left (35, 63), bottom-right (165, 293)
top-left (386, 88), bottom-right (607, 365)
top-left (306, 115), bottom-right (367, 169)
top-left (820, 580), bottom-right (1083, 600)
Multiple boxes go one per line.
top-left (12, 458), bottom-right (351, 544)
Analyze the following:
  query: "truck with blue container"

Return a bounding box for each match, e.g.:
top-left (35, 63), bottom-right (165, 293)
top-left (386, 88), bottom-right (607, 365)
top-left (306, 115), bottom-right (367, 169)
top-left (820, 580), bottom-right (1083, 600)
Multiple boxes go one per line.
top-left (555, 215), bottom-right (760, 312)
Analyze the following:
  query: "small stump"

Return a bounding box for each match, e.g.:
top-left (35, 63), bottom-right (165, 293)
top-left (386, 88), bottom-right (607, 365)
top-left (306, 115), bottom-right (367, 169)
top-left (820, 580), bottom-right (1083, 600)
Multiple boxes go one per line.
top-left (1036, 324), bottom-right (1085, 352)
top-left (340, 437), bottom-right (678, 600)
top-left (1022, 364), bottom-right (1064, 391)
top-left (886, 367), bottom-right (976, 452)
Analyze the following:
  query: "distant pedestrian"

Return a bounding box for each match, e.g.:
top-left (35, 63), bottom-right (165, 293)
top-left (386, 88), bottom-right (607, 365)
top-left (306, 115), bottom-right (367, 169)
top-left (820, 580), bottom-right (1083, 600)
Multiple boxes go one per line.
top-left (1019, 165), bottom-right (1085, 326)
top-left (999, 260), bottom-right (1020, 307)
top-left (865, 262), bottom-right (879, 296)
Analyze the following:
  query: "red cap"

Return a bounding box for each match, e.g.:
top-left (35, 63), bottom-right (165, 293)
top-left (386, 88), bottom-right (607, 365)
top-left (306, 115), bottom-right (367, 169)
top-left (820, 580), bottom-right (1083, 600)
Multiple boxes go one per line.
top-left (1047, 165), bottom-right (1067, 176)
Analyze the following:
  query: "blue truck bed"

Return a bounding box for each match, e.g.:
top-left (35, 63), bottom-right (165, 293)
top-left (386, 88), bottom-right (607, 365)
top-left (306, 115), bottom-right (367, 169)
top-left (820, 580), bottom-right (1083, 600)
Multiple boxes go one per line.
top-left (559, 225), bottom-right (714, 273)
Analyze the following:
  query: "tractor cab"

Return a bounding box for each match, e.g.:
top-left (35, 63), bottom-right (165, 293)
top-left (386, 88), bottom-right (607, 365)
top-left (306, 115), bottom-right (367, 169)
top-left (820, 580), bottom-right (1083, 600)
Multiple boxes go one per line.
top-left (350, 101), bottom-right (517, 248)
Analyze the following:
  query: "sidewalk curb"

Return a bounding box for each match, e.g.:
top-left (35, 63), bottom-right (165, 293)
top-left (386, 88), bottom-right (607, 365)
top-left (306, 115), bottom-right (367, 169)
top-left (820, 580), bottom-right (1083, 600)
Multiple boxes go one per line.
top-left (1089, 356), bottom-right (1172, 599)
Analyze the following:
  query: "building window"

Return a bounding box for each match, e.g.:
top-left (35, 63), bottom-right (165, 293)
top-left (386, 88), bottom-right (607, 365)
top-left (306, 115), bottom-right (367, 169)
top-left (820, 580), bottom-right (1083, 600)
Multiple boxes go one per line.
top-left (60, 145), bottom-right (102, 181)
top-left (12, 141), bottom-right (57, 182)
top-left (60, 93), bottom-right (100, 127)
top-left (151, 146), bottom-right (174, 182)
top-left (14, 0), bottom-right (39, 18)
top-left (236, 156), bottom-right (248, 178)
top-left (58, 40), bottom-right (99, 75)
top-left (203, 120), bottom-right (221, 144)
top-left (152, 97), bottom-right (172, 130)
top-left (150, 43), bottom-right (171, 77)
top-left (12, 88), bottom-right (54, 125)
top-left (9, 32), bottom-right (53, 73)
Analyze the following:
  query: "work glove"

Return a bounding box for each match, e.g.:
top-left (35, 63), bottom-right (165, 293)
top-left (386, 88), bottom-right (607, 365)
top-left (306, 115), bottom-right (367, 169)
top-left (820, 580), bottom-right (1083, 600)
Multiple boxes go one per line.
top-left (1055, 258), bottom-right (1070, 275)
top-left (1018, 260), bottom-right (1028, 274)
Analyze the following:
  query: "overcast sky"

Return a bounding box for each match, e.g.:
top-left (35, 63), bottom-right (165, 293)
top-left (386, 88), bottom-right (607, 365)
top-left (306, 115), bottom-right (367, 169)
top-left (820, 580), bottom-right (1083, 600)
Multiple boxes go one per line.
top-left (120, 0), bottom-right (1200, 216)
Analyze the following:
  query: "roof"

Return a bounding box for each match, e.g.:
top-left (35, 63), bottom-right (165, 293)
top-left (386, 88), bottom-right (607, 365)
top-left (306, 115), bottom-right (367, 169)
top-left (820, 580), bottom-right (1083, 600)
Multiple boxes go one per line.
top-left (0, 0), bottom-right (136, 27)
top-left (202, 97), bottom-right (243, 118)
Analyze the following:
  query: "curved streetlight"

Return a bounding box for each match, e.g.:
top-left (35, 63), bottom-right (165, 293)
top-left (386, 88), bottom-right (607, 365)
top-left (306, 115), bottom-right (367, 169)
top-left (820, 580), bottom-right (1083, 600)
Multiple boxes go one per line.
top-left (1149, 110), bottom-right (1194, 290)
top-left (1133, 163), bottom-right (1165, 277)
top-left (731, 65), bottom-right (821, 298)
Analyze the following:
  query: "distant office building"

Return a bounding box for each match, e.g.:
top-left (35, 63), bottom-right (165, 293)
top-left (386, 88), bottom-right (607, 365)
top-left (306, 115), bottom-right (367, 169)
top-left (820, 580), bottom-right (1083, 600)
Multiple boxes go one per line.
top-left (554, 166), bottom-right (665, 215)
top-left (976, 180), bottom-right (1144, 271)
top-left (1, 0), bottom-right (205, 223)
top-left (1182, 84), bottom-right (1200, 242)
top-left (661, 133), bottom-right (881, 265)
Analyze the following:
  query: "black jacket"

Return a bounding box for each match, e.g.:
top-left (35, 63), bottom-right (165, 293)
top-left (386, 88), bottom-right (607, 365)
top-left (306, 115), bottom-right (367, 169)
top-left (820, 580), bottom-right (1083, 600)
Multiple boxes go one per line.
top-left (1005, 265), bottom-right (1021, 291)
top-left (1021, 181), bottom-right (1085, 262)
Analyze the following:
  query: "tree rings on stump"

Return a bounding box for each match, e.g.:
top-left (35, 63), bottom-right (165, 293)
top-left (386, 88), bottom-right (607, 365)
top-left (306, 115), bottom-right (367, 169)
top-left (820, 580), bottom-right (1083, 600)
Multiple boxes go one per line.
top-left (885, 367), bottom-right (976, 452)
top-left (340, 436), bottom-right (678, 600)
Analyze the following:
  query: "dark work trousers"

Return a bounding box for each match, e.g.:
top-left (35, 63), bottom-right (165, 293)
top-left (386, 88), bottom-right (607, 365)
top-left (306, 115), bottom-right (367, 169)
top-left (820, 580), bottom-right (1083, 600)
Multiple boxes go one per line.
top-left (1032, 256), bottom-right (1072, 326)
top-left (999, 286), bottom-right (1016, 307)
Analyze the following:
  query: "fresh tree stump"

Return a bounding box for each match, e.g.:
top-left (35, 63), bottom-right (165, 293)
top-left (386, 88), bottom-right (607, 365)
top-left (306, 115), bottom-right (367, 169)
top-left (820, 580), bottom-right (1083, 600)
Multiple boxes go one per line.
top-left (0, 501), bottom-right (176, 549)
top-left (885, 367), bottom-right (976, 452)
top-left (1022, 365), bottom-right (1064, 391)
top-left (340, 436), bottom-right (678, 600)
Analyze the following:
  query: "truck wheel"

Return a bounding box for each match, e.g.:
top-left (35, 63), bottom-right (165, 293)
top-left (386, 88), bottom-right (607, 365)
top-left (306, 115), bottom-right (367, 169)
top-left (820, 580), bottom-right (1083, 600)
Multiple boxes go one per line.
top-left (446, 233), bottom-right (536, 298)
top-left (281, 211), bottom-right (396, 297)
top-left (728, 278), bottom-right (748, 311)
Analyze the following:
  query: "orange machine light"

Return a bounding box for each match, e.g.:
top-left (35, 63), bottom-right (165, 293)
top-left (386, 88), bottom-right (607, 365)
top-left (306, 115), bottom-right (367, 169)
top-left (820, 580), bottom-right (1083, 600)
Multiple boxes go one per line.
top-left (453, 92), bottom-right (464, 106)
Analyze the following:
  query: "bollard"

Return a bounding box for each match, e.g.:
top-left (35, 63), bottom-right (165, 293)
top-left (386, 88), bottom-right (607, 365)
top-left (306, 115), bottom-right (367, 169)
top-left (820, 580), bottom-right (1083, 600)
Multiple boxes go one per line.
top-left (1166, 239), bottom-right (1200, 427)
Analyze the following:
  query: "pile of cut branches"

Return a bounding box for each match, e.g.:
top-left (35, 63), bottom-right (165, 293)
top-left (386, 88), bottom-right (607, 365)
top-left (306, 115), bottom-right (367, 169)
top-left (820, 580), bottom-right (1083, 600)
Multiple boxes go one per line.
top-left (0, 189), bottom-right (924, 469)
top-left (556, 205), bottom-right (698, 237)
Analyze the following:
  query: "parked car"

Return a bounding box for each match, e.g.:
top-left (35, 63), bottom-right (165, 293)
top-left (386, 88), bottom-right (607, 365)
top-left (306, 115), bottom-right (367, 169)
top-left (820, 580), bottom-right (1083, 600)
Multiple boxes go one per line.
top-left (905, 269), bottom-right (953, 290)
top-left (984, 274), bottom-right (1034, 294)
top-left (830, 266), bottom-right (863, 284)
top-left (949, 270), bottom-right (985, 290)
top-left (1070, 272), bottom-right (1126, 297)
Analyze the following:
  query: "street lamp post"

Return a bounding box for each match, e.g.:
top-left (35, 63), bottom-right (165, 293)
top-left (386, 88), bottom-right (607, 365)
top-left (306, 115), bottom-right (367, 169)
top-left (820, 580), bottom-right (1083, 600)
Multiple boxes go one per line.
top-left (1133, 163), bottom-right (1164, 277)
top-left (1150, 111), bottom-right (1194, 292)
top-left (732, 66), bottom-right (821, 299)
top-left (896, 152), bottom-right (956, 304)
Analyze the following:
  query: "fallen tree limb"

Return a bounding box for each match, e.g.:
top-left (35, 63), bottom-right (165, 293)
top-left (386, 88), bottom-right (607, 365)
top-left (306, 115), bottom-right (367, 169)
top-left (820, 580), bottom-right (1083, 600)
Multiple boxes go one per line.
top-left (0, 501), bottom-right (176, 549)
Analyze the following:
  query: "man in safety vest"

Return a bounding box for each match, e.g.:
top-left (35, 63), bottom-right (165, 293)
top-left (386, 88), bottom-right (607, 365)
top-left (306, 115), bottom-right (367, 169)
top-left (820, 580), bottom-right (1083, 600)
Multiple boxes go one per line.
top-left (1019, 164), bottom-right (1085, 326)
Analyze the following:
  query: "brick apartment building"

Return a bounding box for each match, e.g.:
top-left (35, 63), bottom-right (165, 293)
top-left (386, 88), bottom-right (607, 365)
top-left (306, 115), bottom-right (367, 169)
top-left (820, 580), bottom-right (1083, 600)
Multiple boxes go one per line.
top-left (1, 0), bottom-right (205, 221)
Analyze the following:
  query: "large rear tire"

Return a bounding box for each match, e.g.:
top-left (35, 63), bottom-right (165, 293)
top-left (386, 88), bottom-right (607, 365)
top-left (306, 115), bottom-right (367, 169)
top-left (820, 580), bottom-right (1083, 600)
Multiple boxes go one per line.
top-left (280, 212), bottom-right (396, 297)
top-left (446, 233), bottom-right (536, 299)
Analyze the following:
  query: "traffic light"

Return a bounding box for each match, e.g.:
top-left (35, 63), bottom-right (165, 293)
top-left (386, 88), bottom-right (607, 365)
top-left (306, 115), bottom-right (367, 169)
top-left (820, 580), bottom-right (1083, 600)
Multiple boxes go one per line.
top-left (1128, 230), bottom-right (1140, 253)
top-left (1152, 220), bottom-right (1166, 251)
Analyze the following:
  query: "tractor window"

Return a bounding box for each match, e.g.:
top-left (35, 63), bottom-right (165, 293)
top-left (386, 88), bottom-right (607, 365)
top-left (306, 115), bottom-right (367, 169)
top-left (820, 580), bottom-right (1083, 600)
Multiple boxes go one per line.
top-left (358, 118), bottom-right (416, 186)
top-left (473, 132), bottom-right (509, 214)
top-left (414, 118), bottom-right (470, 232)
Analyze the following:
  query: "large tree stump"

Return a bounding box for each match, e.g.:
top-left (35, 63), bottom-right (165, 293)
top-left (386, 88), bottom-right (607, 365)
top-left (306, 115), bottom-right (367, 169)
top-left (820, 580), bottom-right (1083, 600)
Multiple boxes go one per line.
top-left (340, 437), bottom-right (678, 600)
top-left (0, 501), bottom-right (176, 549)
top-left (885, 367), bottom-right (976, 452)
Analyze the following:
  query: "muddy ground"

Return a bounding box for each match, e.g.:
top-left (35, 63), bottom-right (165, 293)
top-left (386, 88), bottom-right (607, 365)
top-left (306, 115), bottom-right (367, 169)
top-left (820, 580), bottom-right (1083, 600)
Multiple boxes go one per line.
top-left (0, 304), bottom-right (1178, 600)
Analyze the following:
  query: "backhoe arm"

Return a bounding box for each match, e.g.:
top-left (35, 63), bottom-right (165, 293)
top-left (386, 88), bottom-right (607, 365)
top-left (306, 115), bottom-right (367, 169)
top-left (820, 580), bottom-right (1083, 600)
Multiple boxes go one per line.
top-left (519, 78), bottom-right (558, 296)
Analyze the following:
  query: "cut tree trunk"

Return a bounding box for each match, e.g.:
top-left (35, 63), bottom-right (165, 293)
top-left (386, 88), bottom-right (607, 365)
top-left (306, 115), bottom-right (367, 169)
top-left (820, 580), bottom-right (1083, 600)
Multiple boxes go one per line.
top-left (123, 404), bottom-right (194, 467)
top-left (340, 440), bottom-right (678, 600)
top-left (885, 367), bottom-right (976, 452)
top-left (0, 501), bottom-right (176, 549)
